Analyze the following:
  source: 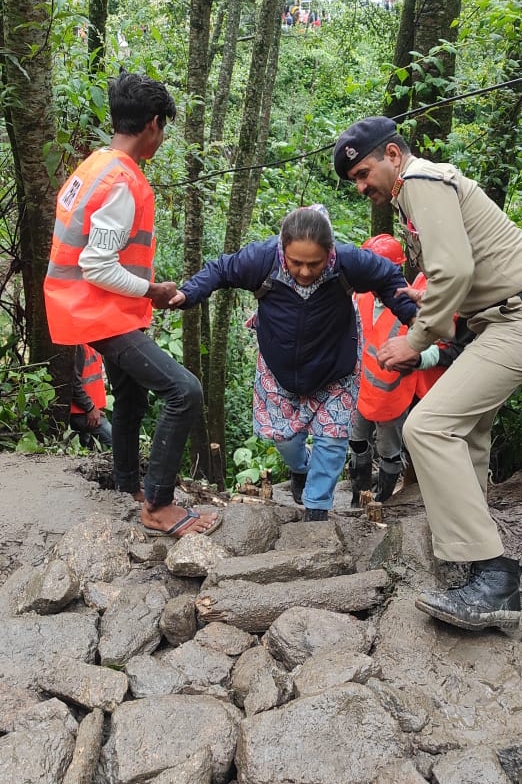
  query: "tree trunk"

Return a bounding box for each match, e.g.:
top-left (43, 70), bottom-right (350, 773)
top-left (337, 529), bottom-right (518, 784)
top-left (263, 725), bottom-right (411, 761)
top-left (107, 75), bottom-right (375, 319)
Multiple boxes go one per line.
top-left (3, 0), bottom-right (74, 430)
top-left (241, 1), bottom-right (283, 232)
top-left (209, 0), bottom-right (242, 143)
top-left (207, 0), bottom-right (284, 462)
top-left (207, 0), bottom-right (226, 71)
top-left (409, 0), bottom-right (461, 159)
top-left (479, 33), bottom-right (522, 209)
top-left (196, 570), bottom-right (389, 633)
top-left (88, 0), bottom-right (107, 70)
top-left (183, 0), bottom-right (213, 479)
top-left (373, 0), bottom-right (416, 238)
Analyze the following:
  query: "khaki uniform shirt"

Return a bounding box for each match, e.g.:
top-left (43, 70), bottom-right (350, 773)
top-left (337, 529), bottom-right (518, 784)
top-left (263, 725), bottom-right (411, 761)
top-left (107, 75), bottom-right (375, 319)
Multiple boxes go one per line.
top-left (392, 156), bottom-right (522, 352)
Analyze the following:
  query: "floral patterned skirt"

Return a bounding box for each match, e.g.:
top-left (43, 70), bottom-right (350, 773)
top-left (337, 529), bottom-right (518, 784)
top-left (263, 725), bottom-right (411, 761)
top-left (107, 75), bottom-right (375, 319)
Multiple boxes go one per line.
top-left (252, 344), bottom-right (361, 442)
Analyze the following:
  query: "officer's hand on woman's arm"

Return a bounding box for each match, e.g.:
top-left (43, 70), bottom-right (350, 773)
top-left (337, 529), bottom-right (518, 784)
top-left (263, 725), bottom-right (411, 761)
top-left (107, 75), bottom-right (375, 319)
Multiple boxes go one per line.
top-left (395, 285), bottom-right (424, 307)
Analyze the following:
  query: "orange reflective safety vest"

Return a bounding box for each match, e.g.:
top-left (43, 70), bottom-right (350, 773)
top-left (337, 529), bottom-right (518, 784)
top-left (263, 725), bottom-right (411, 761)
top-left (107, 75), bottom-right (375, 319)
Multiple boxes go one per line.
top-left (44, 148), bottom-right (155, 345)
top-left (412, 272), bottom-right (447, 399)
top-left (356, 292), bottom-right (417, 422)
top-left (70, 345), bottom-right (107, 413)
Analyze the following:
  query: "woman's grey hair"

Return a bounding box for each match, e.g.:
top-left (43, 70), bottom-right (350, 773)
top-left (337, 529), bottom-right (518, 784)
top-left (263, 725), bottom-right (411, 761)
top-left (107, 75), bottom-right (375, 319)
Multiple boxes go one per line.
top-left (280, 207), bottom-right (334, 253)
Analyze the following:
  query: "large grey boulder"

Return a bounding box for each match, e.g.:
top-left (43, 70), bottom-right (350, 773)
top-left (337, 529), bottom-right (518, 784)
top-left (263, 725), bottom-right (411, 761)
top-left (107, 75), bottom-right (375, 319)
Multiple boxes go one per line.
top-left (236, 683), bottom-right (407, 784)
top-left (165, 533), bottom-right (230, 577)
top-left (264, 605), bottom-right (375, 669)
top-left (209, 504), bottom-right (280, 555)
top-left (54, 517), bottom-right (130, 588)
top-left (231, 646), bottom-right (286, 709)
top-left (98, 582), bottom-right (169, 666)
top-left (37, 655), bottom-right (128, 712)
top-left (158, 639), bottom-right (235, 688)
top-left (125, 653), bottom-right (188, 699)
top-left (194, 621), bottom-right (255, 656)
top-left (148, 747), bottom-right (213, 783)
top-left (372, 759), bottom-right (428, 783)
top-left (274, 520), bottom-right (343, 552)
top-left (0, 613), bottom-right (99, 689)
top-left (0, 681), bottom-right (40, 732)
top-left (159, 594), bottom-right (197, 647)
top-left (98, 694), bottom-right (241, 784)
top-left (62, 707), bottom-right (104, 784)
top-left (293, 647), bottom-right (382, 697)
top-left (17, 559), bottom-right (81, 614)
top-left (431, 746), bottom-right (512, 783)
top-left (0, 698), bottom-right (77, 784)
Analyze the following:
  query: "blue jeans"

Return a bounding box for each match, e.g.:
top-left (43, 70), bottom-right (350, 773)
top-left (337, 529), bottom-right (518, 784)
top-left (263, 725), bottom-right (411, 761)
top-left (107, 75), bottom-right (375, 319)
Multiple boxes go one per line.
top-left (275, 432), bottom-right (348, 510)
top-left (350, 409), bottom-right (407, 471)
top-left (69, 413), bottom-right (113, 449)
top-left (91, 330), bottom-right (203, 507)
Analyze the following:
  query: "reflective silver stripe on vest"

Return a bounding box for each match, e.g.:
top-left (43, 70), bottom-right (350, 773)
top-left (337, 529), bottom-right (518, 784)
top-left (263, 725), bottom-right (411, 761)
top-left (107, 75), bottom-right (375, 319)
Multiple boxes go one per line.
top-left (46, 262), bottom-right (83, 280)
top-left (83, 371), bottom-right (102, 384)
top-left (52, 157), bottom-right (153, 249)
top-left (363, 319), bottom-right (405, 391)
top-left (362, 365), bottom-right (405, 392)
top-left (46, 261), bottom-right (152, 281)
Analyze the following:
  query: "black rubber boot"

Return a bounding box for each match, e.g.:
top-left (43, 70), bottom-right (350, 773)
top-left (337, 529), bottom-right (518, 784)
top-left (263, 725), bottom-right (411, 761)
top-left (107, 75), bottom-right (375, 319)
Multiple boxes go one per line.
top-left (348, 450), bottom-right (372, 508)
top-left (415, 556), bottom-right (521, 632)
top-left (290, 472), bottom-right (307, 505)
top-left (303, 508), bottom-right (329, 521)
top-left (374, 468), bottom-right (400, 503)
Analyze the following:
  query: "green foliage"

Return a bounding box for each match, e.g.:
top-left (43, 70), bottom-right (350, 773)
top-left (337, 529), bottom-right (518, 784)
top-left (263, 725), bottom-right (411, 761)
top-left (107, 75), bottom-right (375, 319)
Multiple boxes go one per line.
top-left (0, 361), bottom-right (56, 452)
top-left (2, 0), bottom-right (521, 487)
top-left (490, 390), bottom-right (522, 483)
top-left (231, 435), bottom-right (288, 488)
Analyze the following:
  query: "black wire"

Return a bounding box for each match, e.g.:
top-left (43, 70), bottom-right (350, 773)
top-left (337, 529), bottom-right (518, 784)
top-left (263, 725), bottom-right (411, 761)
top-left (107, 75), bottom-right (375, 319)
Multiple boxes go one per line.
top-left (172, 77), bottom-right (522, 188)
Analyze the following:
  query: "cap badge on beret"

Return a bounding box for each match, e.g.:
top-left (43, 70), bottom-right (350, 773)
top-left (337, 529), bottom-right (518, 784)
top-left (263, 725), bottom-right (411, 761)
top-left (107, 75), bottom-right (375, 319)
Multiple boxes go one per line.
top-left (344, 146), bottom-right (359, 161)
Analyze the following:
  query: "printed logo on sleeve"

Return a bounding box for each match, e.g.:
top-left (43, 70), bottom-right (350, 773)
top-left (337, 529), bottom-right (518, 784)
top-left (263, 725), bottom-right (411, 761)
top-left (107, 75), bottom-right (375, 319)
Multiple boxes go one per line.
top-left (59, 176), bottom-right (83, 211)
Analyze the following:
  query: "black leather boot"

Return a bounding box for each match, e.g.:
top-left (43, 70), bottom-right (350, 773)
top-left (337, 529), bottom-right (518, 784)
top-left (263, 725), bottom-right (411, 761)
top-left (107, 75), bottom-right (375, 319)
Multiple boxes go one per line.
top-left (374, 468), bottom-right (400, 503)
top-left (415, 556), bottom-right (521, 632)
top-left (348, 450), bottom-right (372, 508)
top-left (290, 472), bottom-right (307, 505)
top-left (303, 508), bottom-right (329, 521)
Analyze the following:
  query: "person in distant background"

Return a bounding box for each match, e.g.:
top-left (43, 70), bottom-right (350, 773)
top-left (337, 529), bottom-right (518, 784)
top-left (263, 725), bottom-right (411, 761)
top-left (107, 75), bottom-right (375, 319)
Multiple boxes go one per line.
top-left (70, 344), bottom-right (113, 449)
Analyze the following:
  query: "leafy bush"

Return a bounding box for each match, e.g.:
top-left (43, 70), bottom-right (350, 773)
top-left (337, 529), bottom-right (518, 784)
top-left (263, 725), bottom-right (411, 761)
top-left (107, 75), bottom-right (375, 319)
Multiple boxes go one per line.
top-left (0, 361), bottom-right (56, 452)
top-left (231, 435), bottom-right (288, 489)
top-left (490, 390), bottom-right (522, 483)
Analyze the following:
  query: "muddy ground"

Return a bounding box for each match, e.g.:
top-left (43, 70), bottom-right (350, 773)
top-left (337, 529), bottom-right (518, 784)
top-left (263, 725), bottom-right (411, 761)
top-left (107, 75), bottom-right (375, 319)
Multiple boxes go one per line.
top-left (1, 451), bottom-right (520, 583)
top-left (1, 452), bottom-right (522, 783)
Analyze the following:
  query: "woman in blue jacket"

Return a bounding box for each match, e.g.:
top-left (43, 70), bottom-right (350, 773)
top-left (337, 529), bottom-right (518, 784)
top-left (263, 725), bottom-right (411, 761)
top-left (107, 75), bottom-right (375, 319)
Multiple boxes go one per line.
top-left (171, 205), bottom-right (416, 520)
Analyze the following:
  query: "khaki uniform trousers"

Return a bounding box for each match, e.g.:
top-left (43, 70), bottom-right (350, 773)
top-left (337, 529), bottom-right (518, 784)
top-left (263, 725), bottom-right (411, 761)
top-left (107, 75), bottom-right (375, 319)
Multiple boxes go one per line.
top-left (403, 298), bottom-right (522, 562)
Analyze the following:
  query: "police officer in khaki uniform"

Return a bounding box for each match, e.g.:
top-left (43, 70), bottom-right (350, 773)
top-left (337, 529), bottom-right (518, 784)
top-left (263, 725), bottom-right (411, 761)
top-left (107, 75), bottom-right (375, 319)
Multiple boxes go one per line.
top-left (333, 116), bottom-right (522, 633)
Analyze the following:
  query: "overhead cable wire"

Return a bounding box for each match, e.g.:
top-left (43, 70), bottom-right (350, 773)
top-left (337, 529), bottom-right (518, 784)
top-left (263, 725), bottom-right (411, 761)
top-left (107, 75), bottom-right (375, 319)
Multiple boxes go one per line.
top-left (172, 78), bottom-right (522, 188)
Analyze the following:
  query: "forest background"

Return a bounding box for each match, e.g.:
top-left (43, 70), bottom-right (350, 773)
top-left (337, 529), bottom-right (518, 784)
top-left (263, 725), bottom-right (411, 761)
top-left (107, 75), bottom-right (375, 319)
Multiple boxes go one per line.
top-left (0, 0), bottom-right (520, 490)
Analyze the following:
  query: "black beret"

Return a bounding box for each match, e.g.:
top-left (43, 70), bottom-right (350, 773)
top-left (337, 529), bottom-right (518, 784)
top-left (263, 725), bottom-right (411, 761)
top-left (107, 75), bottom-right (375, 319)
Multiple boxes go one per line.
top-left (333, 116), bottom-right (398, 180)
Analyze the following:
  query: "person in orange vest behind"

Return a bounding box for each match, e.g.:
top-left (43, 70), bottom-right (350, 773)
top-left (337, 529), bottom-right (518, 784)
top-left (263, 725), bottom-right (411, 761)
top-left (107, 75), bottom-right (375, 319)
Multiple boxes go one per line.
top-left (70, 344), bottom-right (113, 449)
top-left (44, 70), bottom-right (220, 539)
top-left (348, 234), bottom-right (458, 506)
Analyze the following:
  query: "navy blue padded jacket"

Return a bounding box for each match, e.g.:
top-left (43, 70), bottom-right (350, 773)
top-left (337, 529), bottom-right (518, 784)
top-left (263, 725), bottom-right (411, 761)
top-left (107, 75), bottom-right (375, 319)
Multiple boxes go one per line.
top-left (180, 236), bottom-right (416, 395)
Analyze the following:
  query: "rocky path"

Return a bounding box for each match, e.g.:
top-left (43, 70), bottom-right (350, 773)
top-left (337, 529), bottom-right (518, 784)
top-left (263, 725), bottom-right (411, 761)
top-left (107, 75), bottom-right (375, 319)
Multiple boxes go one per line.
top-left (0, 453), bottom-right (521, 784)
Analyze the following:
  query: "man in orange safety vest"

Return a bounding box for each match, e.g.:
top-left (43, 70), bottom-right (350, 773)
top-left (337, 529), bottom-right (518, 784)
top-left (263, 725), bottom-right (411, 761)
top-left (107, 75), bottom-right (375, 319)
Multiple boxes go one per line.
top-left (349, 234), bottom-right (471, 505)
top-left (44, 70), bottom-right (219, 538)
